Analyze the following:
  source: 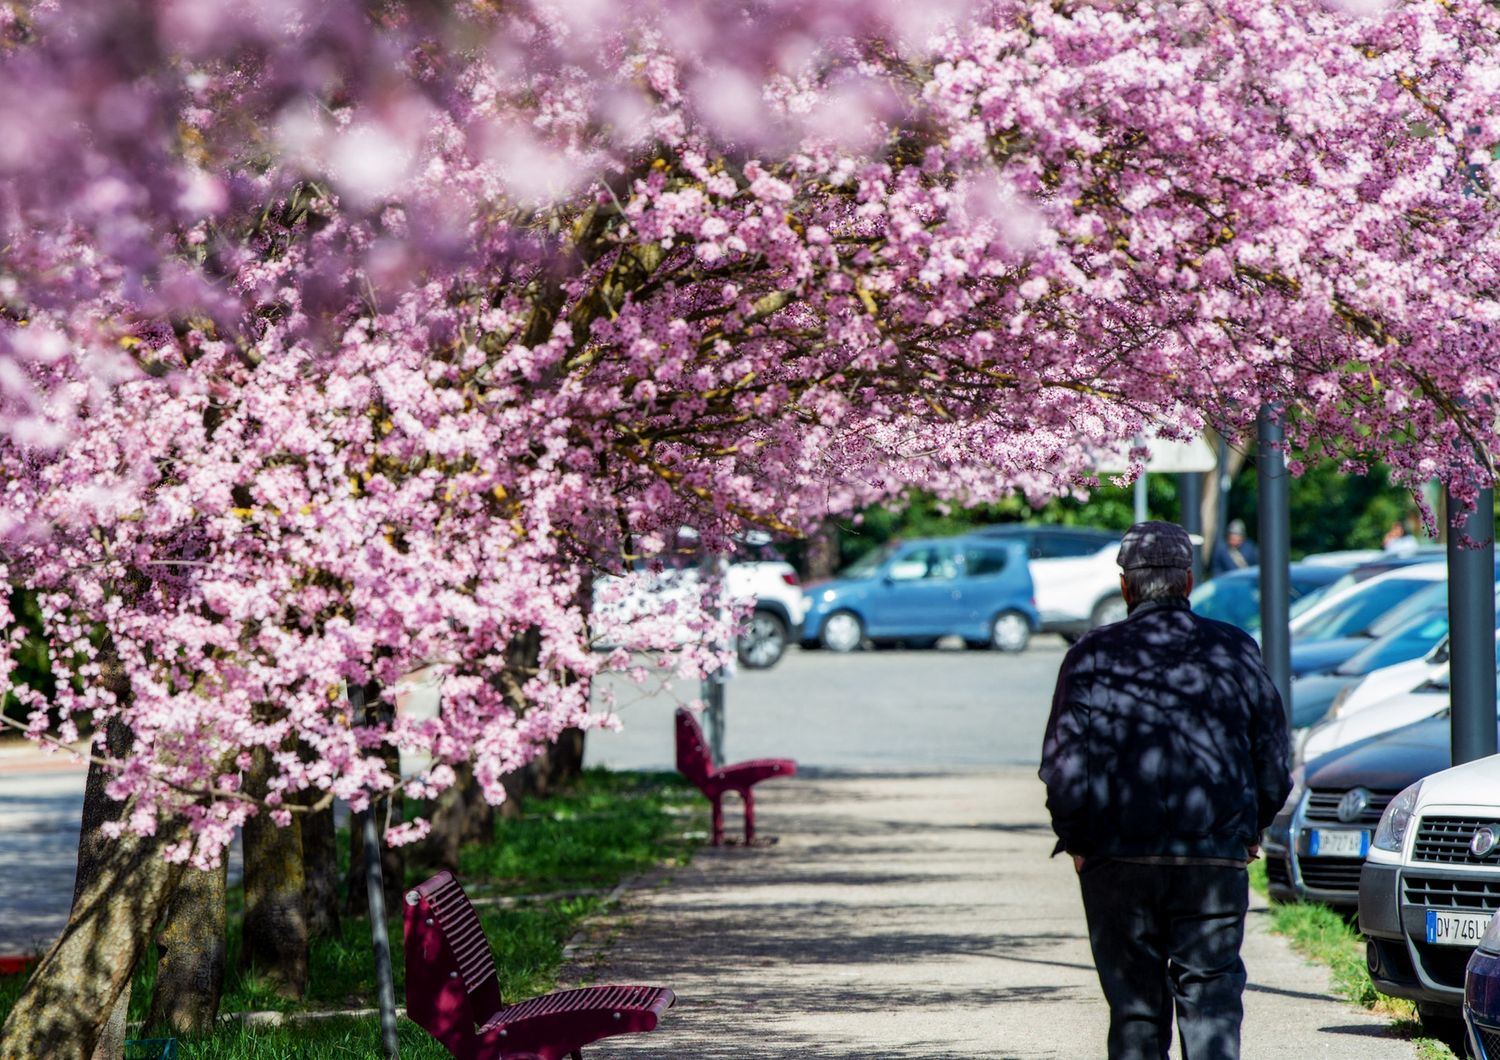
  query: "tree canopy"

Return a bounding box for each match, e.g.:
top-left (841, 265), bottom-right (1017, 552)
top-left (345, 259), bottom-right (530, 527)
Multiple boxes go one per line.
top-left (2, 0), bottom-right (1499, 860)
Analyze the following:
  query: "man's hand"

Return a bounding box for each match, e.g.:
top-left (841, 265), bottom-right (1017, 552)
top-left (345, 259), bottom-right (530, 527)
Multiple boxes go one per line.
top-left (1246, 844), bottom-right (1260, 863)
top-left (1073, 855), bottom-right (1086, 873)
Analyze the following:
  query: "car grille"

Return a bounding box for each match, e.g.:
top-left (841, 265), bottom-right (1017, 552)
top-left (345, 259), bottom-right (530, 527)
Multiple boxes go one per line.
top-left (1402, 874), bottom-right (1500, 912)
top-left (1413, 816), bottom-right (1500, 865)
top-left (1266, 855), bottom-right (1291, 889)
top-left (1304, 788), bottom-right (1395, 826)
top-left (1474, 1021), bottom-right (1500, 1060)
top-left (1411, 942), bottom-right (1474, 991)
top-left (1298, 857), bottom-right (1363, 893)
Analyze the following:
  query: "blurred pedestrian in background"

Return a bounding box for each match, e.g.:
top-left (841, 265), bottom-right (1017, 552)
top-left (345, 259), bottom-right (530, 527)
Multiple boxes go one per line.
top-left (1210, 518), bottom-right (1259, 576)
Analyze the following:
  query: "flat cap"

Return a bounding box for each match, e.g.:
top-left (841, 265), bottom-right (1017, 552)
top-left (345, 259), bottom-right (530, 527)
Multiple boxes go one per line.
top-left (1117, 520), bottom-right (1194, 571)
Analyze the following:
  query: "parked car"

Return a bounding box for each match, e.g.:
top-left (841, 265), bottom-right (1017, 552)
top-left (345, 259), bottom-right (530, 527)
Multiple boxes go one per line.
top-left (1289, 554), bottom-right (1446, 635)
top-left (800, 536), bottom-right (1038, 652)
top-left (1264, 704), bottom-right (1497, 910)
top-left (1187, 562), bottom-right (1349, 634)
top-left (593, 532), bottom-right (809, 670)
top-left (1467, 909), bottom-right (1500, 1059)
top-left (1289, 563), bottom-right (1447, 646)
top-left (1290, 606), bottom-right (1453, 732)
top-left (1301, 644), bottom-right (1500, 764)
top-left (967, 524), bottom-right (1123, 637)
top-left (1362, 753), bottom-right (1500, 1041)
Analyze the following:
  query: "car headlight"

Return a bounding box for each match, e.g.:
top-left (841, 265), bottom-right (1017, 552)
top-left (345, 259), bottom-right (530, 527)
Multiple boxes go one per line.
top-left (1481, 910), bottom-right (1500, 955)
top-left (1372, 781), bottom-right (1423, 853)
top-left (1282, 765), bottom-right (1306, 814)
top-left (1327, 683), bottom-right (1356, 721)
top-left (820, 588), bottom-right (837, 603)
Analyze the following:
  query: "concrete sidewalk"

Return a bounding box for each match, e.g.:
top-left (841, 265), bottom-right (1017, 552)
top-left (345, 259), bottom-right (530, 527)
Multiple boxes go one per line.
top-left (564, 770), bottom-right (1415, 1059)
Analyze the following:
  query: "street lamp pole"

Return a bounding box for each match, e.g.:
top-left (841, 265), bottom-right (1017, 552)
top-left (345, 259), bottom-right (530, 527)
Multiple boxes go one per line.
top-left (1447, 481), bottom-right (1497, 766)
top-left (1257, 405), bottom-right (1292, 719)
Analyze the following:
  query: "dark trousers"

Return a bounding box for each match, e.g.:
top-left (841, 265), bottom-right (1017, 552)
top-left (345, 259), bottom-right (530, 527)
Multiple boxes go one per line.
top-left (1078, 860), bottom-right (1249, 1060)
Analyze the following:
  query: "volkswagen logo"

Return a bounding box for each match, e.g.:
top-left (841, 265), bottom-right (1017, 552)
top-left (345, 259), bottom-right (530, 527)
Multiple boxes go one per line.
top-left (1472, 827), bottom-right (1499, 859)
top-left (1337, 788), bottom-right (1371, 824)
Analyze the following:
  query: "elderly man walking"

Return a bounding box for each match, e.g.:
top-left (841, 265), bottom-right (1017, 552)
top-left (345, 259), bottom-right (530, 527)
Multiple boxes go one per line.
top-left (1040, 520), bottom-right (1291, 1060)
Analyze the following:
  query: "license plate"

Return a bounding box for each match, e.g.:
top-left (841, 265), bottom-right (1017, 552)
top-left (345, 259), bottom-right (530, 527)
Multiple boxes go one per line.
top-left (1307, 829), bottom-right (1368, 858)
top-left (1425, 910), bottom-right (1491, 947)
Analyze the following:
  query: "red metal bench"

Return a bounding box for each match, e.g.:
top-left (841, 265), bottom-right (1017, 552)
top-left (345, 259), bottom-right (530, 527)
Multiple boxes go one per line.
top-left (404, 870), bottom-right (674, 1060)
top-left (675, 707), bottom-right (797, 846)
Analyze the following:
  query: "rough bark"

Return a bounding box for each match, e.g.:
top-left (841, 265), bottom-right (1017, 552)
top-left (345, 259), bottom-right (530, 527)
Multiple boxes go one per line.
top-left (240, 745), bottom-right (308, 999)
top-left (415, 762), bottom-right (497, 872)
top-left (300, 790), bottom-right (341, 940)
top-left (0, 717), bottom-right (187, 1060)
top-left (1200, 430), bottom-right (1250, 560)
top-left (803, 517), bottom-right (842, 581)
top-left (544, 727), bottom-right (586, 788)
top-left (144, 858), bottom-right (227, 1035)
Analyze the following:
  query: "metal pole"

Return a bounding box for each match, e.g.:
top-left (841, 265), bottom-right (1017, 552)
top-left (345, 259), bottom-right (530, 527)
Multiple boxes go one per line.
top-left (703, 671), bottom-right (726, 768)
top-left (700, 552), bottom-right (727, 766)
top-left (350, 683), bottom-right (401, 1060)
top-left (1257, 405), bottom-right (1292, 718)
top-left (1217, 434), bottom-right (1232, 552)
top-left (1133, 434), bottom-right (1149, 524)
top-left (1179, 471), bottom-right (1204, 586)
top-left (1447, 482), bottom-right (1497, 766)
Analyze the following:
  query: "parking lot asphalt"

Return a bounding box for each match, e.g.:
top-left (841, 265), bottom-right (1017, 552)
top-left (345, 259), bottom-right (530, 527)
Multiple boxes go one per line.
top-left (586, 639), bottom-right (1069, 773)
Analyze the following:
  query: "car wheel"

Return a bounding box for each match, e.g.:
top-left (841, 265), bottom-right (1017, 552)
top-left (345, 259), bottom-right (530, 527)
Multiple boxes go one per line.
top-left (819, 610), bottom-right (865, 653)
top-left (1091, 594), bottom-right (1127, 628)
top-left (737, 609), bottom-right (789, 670)
top-left (990, 610), bottom-right (1031, 653)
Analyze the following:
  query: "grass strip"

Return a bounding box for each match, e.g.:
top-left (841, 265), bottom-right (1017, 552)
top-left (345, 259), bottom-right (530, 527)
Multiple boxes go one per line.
top-left (1, 768), bottom-right (702, 1058)
top-left (1248, 860), bottom-right (1458, 1060)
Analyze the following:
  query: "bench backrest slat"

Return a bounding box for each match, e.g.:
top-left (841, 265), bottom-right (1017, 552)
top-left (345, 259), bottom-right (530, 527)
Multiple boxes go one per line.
top-left (405, 869), bottom-right (504, 1055)
top-left (675, 708), bottom-right (715, 785)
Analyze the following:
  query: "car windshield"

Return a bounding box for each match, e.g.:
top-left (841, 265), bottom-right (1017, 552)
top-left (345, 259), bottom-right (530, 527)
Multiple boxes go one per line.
top-left (1289, 583), bottom-right (1332, 620)
top-left (1295, 576), bottom-right (1435, 642)
top-left (1335, 608), bottom-right (1450, 676)
top-left (840, 542), bottom-right (899, 580)
top-left (1189, 576), bottom-right (1259, 630)
top-left (1425, 655), bottom-right (1500, 693)
top-left (1364, 581), bottom-right (1448, 639)
top-left (1190, 570), bottom-right (1337, 632)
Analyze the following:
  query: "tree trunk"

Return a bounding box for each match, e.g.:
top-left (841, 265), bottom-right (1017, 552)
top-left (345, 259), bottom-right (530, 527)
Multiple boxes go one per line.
top-left (240, 746), bottom-right (308, 999)
top-left (803, 517), bottom-right (841, 581)
top-left (300, 791), bottom-right (341, 940)
top-left (415, 762), bottom-right (500, 872)
top-left (546, 727), bottom-right (586, 787)
top-left (1201, 430), bottom-right (1250, 564)
top-left (144, 858), bottom-right (227, 1034)
top-left (0, 717), bottom-right (187, 1059)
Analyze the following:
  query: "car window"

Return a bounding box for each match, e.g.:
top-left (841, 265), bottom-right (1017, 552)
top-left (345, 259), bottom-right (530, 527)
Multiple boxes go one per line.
top-left (841, 542), bottom-right (899, 579)
top-left (1366, 581), bottom-right (1448, 638)
top-left (888, 544), bottom-right (959, 581)
top-left (1189, 576), bottom-right (1259, 631)
top-left (964, 546), bottom-right (1010, 577)
top-left (1338, 609), bottom-right (1451, 676)
top-left (1039, 535), bottom-right (1111, 559)
top-left (1296, 577), bottom-right (1435, 641)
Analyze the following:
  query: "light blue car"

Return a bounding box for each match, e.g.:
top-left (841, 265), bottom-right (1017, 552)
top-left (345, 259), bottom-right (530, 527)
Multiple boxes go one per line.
top-left (800, 536), bottom-right (1039, 653)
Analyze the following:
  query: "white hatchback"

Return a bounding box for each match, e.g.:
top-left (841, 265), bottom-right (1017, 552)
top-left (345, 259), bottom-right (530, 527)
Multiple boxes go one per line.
top-left (1302, 629), bottom-right (1500, 764)
top-left (1361, 754), bottom-right (1500, 1036)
